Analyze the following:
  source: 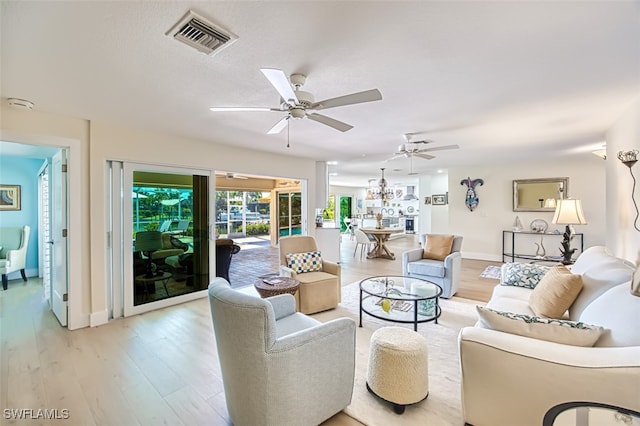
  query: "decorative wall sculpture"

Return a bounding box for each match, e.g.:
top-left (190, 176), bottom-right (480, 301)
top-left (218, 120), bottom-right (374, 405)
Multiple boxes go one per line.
top-left (460, 177), bottom-right (484, 212)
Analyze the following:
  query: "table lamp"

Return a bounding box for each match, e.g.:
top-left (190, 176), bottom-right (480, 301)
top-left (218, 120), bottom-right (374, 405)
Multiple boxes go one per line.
top-left (551, 199), bottom-right (587, 264)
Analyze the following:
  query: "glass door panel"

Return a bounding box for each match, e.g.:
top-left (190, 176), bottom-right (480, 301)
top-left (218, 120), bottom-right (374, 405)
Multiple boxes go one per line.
top-left (124, 164), bottom-right (212, 316)
top-left (277, 191), bottom-right (302, 240)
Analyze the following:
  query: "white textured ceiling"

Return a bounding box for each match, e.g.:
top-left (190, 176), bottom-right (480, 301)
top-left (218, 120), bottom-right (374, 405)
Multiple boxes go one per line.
top-left (1, 1), bottom-right (639, 186)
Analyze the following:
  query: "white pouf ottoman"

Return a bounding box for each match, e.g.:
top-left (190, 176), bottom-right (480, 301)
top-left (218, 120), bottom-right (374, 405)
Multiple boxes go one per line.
top-left (366, 326), bottom-right (429, 414)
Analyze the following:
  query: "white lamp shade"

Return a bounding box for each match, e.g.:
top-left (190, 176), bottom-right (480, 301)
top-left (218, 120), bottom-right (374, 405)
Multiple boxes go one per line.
top-left (543, 198), bottom-right (557, 209)
top-left (552, 199), bottom-right (587, 225)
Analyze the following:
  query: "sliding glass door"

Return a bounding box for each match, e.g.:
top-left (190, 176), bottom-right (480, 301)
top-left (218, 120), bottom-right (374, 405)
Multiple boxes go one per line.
top-left (113, 162), bottom-right (213, 317)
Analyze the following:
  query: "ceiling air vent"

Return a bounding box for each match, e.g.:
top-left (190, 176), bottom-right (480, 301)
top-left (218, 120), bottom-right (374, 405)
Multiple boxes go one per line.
top-left (166, 10), bottom-right (237, 56)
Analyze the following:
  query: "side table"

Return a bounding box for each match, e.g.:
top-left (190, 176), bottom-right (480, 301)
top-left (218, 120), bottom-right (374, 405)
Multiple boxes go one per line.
top-left (135, 272), bottom-right (172, 302)
top-left (254, 276), bottom-right (300, 298)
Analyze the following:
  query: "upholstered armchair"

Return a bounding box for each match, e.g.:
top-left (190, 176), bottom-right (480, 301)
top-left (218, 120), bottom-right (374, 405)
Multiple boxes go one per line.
top-left (0, 225), bottom-right (30, 290)
top-left (279, 235), bottom-right (341, 314)
top-left (208, 278), bottom-right (356, 426)
top-left (402, 234), bottom-right (463, 298)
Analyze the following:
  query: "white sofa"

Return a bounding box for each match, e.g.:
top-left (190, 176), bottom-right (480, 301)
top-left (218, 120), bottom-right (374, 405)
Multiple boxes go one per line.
top-left (459, 246), bottom-right (640, 426)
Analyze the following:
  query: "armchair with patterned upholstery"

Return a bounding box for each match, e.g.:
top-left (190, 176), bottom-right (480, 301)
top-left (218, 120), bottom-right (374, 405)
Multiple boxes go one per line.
top-left (208, 277), bottom-right (356, 426)
top-left (279, 235), bottom-right (341, 314)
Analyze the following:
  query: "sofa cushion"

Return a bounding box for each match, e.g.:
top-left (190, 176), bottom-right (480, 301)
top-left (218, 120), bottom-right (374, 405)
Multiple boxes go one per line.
top-left (500, 262), bottom-right (550, 289)
top-left (529, 265), bottom-right (583, 318)
top-left (485, 285), bottom-right (535, 316)
top-left (568, 248), bottom-right (635, 320)
top-left (476, 306), bottom-right (604, 347)
top-left (579, 282), bottom-right (640, 347)
top-left (422, 234), bottom-right (454, 261)
top-left (407, 259), bottom-right (446, 278)
top-left (286, 251), bottom-right (323, 274)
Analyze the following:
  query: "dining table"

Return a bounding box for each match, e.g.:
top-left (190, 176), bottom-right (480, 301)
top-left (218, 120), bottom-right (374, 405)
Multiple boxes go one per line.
top-left (360, 227), bottom-right (404, 260)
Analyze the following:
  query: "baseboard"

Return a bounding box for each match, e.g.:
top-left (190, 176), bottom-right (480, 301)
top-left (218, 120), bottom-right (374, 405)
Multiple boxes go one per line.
top-left (462, 252), bottom-right (502, 262)
top-left (90, 310), bottom-right (109, 327)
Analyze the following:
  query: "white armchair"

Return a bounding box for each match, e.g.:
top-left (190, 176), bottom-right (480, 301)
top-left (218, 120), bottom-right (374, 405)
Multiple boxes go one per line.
top-left (402, 234), bottom-right (463, 298)
top-left (0, 225), bottom-right (31, 290)
top-left (208, 278), bottom-right (356, 426)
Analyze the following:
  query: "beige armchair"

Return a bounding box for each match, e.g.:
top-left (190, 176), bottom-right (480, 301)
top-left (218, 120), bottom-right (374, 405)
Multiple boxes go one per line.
top-left (208, 278), bottom-right (356, 426)
top-left (279, 235), bottom-right (341, 314)
top-left (0, 225), bottom-right (30, 290)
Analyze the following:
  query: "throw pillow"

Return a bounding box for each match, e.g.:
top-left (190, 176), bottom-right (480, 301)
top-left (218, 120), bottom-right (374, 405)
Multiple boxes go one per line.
top-left (529, 265), bottom-right (583, 318)
top-left (285, 251), bottom-right (323, 274)
top-left (422, 234), bottom-right (455, 261)
top-left (501, 263), bottom-right (550, 289)
top-left (476, 306), bottom-right (604, 347)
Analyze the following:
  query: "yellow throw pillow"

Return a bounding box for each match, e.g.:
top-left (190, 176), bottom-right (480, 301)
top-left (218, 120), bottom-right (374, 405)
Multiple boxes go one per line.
top-left (529, 265), bottom-right (583, 319)
top-left (422, 234), bottom-right (455, 261)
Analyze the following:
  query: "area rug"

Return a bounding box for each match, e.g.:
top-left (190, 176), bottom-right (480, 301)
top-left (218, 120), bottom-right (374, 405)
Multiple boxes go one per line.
top-left (312, 282), bottom-right (483, 426)
top-left (480, 265), bottom-right (502, 279)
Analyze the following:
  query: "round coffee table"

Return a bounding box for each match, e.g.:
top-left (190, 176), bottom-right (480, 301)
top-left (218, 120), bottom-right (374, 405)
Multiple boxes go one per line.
top-left (254, 276), bottom-right (300, 298)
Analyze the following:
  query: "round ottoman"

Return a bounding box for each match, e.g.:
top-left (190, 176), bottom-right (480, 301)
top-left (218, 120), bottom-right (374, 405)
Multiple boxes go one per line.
top-left (366, 326), bottom-right (429, 414)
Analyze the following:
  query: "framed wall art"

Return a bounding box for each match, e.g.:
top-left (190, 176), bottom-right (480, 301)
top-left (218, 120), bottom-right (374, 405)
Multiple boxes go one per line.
top-left (432, 194), bottom-right (447, 205)
top-left (424, 196), bottom-right (431, 205)
top-left (0, 184), bottom-right (21, 210)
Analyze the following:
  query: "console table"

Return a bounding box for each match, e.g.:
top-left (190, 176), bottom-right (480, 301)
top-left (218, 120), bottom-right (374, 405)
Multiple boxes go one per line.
top-left (502, 230), bottom-right (584, 263)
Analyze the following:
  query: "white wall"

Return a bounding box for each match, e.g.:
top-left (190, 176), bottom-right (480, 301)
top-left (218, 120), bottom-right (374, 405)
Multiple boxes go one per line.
top-left (2, 107), bottom-right (318, 328)
top-left (1, 105), bottom-right (90, 329)
top-left (447, 157), bottom-right (606, 261)
top-left (606, 96), bottom-right (640, 263)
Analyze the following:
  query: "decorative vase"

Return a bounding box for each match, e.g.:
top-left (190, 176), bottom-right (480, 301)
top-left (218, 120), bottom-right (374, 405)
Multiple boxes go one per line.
top-left (411, 282), bottom-right (437, 317)
top-left (513, 215), bottom-right (523, 231)
top-left (534, 236), bottom-right (546, 258)
top-left (376, 213), bottom-right (383, 229)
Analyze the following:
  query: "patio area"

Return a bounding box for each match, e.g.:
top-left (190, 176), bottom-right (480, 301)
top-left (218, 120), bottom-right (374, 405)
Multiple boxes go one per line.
top-left (227, 236), bottom-right (280, 288)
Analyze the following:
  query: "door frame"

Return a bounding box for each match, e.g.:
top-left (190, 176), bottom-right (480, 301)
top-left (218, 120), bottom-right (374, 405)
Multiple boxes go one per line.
top-left (0, 129), bottom-right (82, 328)
top-left (121, 162), bottom-right (215, 317)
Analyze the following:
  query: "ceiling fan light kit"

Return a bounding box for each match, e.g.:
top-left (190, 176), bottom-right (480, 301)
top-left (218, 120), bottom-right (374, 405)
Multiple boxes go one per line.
top-left (210, 68), bottom-right (382, 134)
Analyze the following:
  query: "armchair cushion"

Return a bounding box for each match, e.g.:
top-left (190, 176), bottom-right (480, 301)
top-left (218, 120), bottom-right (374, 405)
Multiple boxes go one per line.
top-left (422, 234), bottom-right (454, 260)
top-left (529, 265), bottom-right (583, 318)
top-left (406, 259), bottom-right (446, 278)
top-left (285, 250), bottom-right (323, 273)
top-left (476, 306), bottom-right (604, 347)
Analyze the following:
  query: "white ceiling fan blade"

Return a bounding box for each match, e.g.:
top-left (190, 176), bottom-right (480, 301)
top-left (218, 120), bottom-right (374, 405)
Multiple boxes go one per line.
top-left (414, 153), bottom-right (435, 160)
top-left (420, 144), bottom-right (460, 153)
top-left (267, 115), bottom-right (290, 134)
top-left (260, 68), bottom-right (299, 106)
top-left (311, 89), bottom-right (382, 110)
top-left (306, 113), bottom-right (354, 132)
top-left (210, 106), bottom-right (282, 112)
top-left (389, 152), bottom-right (408, 160)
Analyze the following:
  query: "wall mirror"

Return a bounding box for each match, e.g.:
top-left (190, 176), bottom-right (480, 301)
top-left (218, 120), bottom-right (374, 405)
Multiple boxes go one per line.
top-left (513, 177), bottom-right (569, 212)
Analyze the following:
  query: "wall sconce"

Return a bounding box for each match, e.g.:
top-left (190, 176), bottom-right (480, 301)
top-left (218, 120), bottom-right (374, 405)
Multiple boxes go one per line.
top-left (617, 149), bottom-right (639, 232)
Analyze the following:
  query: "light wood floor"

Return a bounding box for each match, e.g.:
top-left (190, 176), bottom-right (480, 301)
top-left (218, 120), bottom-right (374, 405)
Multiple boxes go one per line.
top-left (0, 234), bottom-right (500, 426)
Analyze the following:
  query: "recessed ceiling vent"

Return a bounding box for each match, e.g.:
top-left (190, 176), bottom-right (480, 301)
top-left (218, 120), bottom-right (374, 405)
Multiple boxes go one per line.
top-left (166, 10), bottom-right (237, 56)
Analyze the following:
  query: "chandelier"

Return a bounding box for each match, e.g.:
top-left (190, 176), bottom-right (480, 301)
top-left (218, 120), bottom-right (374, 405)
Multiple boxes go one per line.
top-left (369, 168), bottom-right (394, 203)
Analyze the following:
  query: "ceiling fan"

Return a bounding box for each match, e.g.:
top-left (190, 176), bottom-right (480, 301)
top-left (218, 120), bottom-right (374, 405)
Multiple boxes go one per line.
top-left (390, 134), bottom-right (459, 161)
top-left (210, 68), bottom-right (382, 134)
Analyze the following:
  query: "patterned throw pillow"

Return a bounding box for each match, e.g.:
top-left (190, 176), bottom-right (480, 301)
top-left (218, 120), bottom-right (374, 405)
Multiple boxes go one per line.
top-left (476, 306), bottom-right (604, 347)
top-left (285, 251), bottom-right (323, 274)
top-left (501, 263), bottom-right (551, 289)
